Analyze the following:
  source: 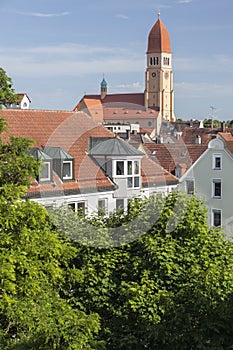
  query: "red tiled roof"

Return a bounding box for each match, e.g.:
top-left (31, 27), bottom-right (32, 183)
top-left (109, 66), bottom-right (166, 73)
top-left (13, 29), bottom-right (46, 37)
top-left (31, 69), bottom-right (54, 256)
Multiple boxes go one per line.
top-left (141, 155), bottom-right (178, 186)
top-left (143, 143), bottom-right (207, 174)
top-left (74, 94), bottom-right (159, 124)
top-left (73, 93), bottom-right (145, 111)
top-left (181, 127), bottom-right (219, 145)
top-left (218, 132), bottom-right (233, 155)
top-left (16, 93), bottom-right (31, 103)
top-left (0, 109), bottom-right (115, 195)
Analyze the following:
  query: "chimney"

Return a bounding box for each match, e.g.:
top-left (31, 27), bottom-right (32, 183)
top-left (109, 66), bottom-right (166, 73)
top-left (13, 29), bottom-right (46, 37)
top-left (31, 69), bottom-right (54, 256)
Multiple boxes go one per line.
top-left (195, 135), bottom-right (201, 144)
top-left (132, 129), bottom-right (137, 135)
top-left (126, 129), bottom-right (131, 139)
top-left (221, 121), bottom-right (226, 133)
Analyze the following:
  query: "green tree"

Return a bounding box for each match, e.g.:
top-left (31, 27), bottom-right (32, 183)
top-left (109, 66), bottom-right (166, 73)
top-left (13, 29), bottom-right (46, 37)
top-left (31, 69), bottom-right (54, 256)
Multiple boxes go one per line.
top-left (61, 192), bottom-right (233, 350)
top-left (203, 118), bottom-right (221, 128)
top-left (0, 68), bottom-right (18, 108)
top-left (0, 122), bottom-right (101, 349)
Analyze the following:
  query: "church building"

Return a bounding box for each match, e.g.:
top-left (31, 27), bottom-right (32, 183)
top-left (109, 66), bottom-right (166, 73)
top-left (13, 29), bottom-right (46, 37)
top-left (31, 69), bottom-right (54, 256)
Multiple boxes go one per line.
top-left (74, 13), bottom-right (176, 134)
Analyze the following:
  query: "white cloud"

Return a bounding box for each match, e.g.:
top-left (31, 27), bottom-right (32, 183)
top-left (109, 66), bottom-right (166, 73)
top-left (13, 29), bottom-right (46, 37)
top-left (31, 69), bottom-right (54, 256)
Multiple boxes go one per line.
top-left (115, 14), bottom-right (129, 20)
top-left (176, 0), bottom-right (192, 4)
top-left (175, 81), bottom-right (233, 99)
top-left (15, 11), bottom-right (70, 18)
top-left (153, 4), bottom-right (172, 9)
top-left (115, 82), bottom-right (142, 91)
top-left (174, 54), bottom-right (233, 73)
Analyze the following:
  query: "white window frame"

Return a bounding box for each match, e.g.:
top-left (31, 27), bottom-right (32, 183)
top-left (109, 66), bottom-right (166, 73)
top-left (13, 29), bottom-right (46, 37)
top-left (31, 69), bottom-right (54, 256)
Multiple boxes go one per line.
top-left (68, 201), bottom-right (86, 214)
top-left (212, 179), bottom-right (222, 199)
top-left (212, 208), bottom-right (222, 227)
top-left (40, 161), bottom-right (51, 182)
top-left (63, 160), bottom-right (73, 180)
top-left (212, 154), bottom-right (222, 170)
top-left (114, 159), bottom-right (141, 189)
top-left (115, 160), bottom-right (125, 176)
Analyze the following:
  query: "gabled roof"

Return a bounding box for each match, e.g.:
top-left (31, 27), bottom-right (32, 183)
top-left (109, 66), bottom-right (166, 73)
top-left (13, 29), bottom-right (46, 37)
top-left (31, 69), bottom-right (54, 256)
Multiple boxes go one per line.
top-left (218, 132), bottom-right (233, 155)
top-left (74, 93), bottom-right (145, 111)
top-left (141, 155), bottom-right (178, 187)
top-left (143, 142), bottom-right (208, 174)
top-left (181, 127), bottom-right (219, 145)
top-left (16, 93), bottom-right (31, 103)
top-left (74, 94), bottom-right (159, 124)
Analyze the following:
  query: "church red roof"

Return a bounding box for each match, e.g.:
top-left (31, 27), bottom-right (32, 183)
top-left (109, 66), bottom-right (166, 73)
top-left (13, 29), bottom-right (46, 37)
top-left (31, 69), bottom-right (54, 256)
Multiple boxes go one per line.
top-left (147, 18), bottom-right (171, 54)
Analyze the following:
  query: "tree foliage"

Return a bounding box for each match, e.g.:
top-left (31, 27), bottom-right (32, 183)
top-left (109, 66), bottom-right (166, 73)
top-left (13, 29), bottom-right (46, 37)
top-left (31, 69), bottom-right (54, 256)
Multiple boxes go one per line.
top-left (0, 122), bottom-right (101, 349)
top-left (52, 192), bottom-right (233, 350)
top-left (0, 68), bottom-right (18, 108)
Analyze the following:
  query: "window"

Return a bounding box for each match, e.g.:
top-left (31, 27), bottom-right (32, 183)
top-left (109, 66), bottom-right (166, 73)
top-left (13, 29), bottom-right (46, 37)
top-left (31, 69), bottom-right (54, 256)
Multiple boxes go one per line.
top-left (116, 161), bottom-right (124, 175)
top-left (116, 199), bottom-right (124, 211)
top-left (213, 154), bottom-right (222, 170)
top-left (115, 160), bottom-right (140, 189)
top-left (212, 209), bottom-right (222, 227)
top-left (127, 160), bottom-right (140, 189)
top-left (68, 201), bottom-right (86, 215)
top-left (63, 160), bottom-right (73, 180)
top-left (40, 162), bottom-right (51, 181)
top-left (98, 199), bottom-right (107, 215)
top-left (212, 179), bottom-right (222, 198)
top-left (150, 57), bottom-right (158, 65)
top-left (186, 180), bottom-right (194, 194)
top-left (77, 202), bottom-right (85, 214)
top-left (163, 57), bottom-right (170, 65)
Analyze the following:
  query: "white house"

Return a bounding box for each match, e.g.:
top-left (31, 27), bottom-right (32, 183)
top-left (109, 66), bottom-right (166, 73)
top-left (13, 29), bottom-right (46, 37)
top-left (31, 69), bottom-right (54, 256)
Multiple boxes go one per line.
top-left (179, 136), bottom-right (233, 237)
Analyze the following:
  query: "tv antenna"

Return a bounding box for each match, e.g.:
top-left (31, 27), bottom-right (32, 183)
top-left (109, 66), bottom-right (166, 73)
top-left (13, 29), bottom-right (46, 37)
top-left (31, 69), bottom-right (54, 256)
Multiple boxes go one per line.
top-left (210, 105), bottom-right (216, 118)
top-left (210, 106), bottom-right (217, 129)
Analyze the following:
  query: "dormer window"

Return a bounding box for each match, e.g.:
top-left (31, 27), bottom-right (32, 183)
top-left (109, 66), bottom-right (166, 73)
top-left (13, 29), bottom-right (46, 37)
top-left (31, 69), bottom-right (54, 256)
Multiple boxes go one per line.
top-left (43, 146), bottom-right (74, 182)
top-left (62, 160), bottom-right (73, 180)
top-left (114, 159), bottom-right (140, 189)
top-left (27, 148), bottom-right (52, 183)
top-left (40, 161), bottom-right (51, 182)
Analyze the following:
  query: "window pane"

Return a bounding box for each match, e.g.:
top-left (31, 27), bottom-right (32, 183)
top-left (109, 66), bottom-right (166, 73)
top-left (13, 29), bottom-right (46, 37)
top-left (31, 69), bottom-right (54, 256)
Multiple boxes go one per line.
top-left (127, 161), bottom-right (132, 175)
top-left (98, 199), bottom-right (106, 214)
top-left (134, 177), bottom-right (140, 188)
top-left (214, 181), bottom-right (221, 197)
top-left (63, 162), bottom-right (71, 178)
top-left (77, 202), bottom-right (85, 215)
top-left (213, 210), bottom-right (221, 227)
top-left (40, 162), bottom-right (50, 180)
top-left (186, 180), bottom-right (194, 194)
top-left (116, 161), bottom-right (124, 175)
top-left (68, 203), bottom-right (75, 211)
top-left (116, 199), bottom-right (124, 211)
top-left (215, 157), bottom-right (221, 169)
top-left (128, 177), bottom-right (133, 188)
top-left (134, 161), bottom-right (139, 175)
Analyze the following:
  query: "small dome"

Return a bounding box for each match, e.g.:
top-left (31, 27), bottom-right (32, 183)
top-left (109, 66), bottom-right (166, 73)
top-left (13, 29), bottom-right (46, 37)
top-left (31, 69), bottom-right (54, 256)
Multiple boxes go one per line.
top-left (101, 78), bottom-right (107, 88)
top-left (147, 18), bottom-right (171, 53)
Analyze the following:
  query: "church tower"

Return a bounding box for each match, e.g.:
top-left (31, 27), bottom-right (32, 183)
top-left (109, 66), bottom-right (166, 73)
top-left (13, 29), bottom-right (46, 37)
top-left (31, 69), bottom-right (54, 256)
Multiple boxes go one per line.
top-left (144, 13), bottom-right (175, 121)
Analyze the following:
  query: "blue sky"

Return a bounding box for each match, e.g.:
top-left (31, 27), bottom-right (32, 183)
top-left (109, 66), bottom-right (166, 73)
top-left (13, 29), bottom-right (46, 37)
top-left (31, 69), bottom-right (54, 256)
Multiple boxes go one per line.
top-left (1, 0), bottom-right (233, 121)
